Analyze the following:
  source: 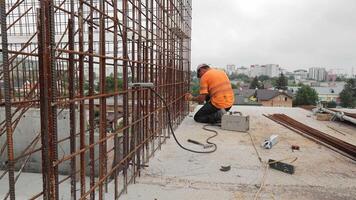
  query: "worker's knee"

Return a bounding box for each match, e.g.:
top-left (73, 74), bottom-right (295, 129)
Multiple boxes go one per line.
top-left (193, 114), bottom-right (204, 123)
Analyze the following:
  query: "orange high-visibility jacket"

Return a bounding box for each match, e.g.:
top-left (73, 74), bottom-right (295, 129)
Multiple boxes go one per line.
top-left (199, 68), bottom-right (234, 109)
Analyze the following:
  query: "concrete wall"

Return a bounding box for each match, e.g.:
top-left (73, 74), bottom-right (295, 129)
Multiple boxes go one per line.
top-left (0, 107), bottom-right (116, 176)
top-left (0, 108), bottom-right (80, 174)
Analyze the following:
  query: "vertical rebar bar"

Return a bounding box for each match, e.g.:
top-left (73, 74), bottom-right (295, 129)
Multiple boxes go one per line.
top-left (68, 17), bottom-right (76, 200)
top-left (122, 0), bottom-right (129, 195)
top-left (113, 0), bottom-right (119, 198)
top-left (98, 1), bottom-right (106, 199)
top-left (88, 1), bottom-right (95, 199)
top-left (0, 1), bottom-right (16, 199)
top-left (78, 0), bottom-right (86, 196)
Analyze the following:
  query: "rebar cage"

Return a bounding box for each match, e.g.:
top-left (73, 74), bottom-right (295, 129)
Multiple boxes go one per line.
top-left (0, 0), bottom-right (192, 199)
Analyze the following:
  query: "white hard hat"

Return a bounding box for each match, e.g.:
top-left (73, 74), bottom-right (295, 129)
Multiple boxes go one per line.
top-left (197, 63), bottom-right (210, 71)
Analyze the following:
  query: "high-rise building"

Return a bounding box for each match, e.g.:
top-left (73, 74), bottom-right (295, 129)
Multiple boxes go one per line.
top-left (226, 64), bottom-right (237, 75)
top-left (308, 68), bottom-right (327, 81)
top-left (236, 66), bottom-right (249, 76)
top-left (294, 69), bottom-right (308, 81)
top-left (250, 64), bottom-right (281, 77)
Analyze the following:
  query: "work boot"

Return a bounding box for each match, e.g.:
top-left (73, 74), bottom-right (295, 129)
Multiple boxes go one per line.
top-left (215, 109), bottom-right (227, 123)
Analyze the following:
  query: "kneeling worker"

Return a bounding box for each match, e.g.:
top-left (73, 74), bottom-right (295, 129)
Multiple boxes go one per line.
top-left (185, 64), bottom-right (234, 124)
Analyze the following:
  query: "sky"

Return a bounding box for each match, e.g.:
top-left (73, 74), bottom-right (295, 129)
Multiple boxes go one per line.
top-left (191, 0), bottom-right (356, 75)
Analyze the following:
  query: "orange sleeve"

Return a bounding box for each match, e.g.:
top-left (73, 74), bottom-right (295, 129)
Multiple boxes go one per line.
top-left (199, 75), bottom-right (208, 94)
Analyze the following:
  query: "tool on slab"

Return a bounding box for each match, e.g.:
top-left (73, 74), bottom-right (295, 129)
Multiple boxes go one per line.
top-left (291, 145), bottom-right (300, 151)
top-left (220, 165), bottom-right (231, 172)
top-left (262, 134), bottom-right (279, 149)
top-left (268, 159), bottom-right (295, 174)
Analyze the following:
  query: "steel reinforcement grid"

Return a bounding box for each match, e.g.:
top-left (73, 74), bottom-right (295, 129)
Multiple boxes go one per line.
top-left (0, 0), bottom-right (192, 199)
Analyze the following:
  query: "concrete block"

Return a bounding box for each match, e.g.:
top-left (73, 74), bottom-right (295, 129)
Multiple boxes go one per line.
top-left (221, 112), bottom-right (249, 132)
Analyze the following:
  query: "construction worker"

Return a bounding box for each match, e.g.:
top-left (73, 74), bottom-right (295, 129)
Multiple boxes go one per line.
top-left (185, 64), bottom-right (234, 123)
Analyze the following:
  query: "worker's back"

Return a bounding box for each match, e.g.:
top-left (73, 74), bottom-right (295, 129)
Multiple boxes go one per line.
top-left (199, 68), bottom-right (234, 109)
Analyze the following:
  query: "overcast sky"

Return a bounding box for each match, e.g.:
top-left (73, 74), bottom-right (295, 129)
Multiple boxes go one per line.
top-left (191, 0), bottom-right (356, 75)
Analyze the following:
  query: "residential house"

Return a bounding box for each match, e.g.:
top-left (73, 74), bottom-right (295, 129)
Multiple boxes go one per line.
top-left (288, 85), bottom-right (344, 104)
top-left (234, 88), bottom-right (293, 107)
top-left (256, 89), bottom-right (293, 107)
top-left (313, 86), bottom-right (343, 104)
top-left (233, 89), bottom-right (261, 106)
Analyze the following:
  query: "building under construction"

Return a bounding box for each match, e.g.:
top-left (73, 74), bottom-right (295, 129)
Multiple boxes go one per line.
top-left (1, 1), bottom-right (356, 200)
top-left (0, 0), bottom-right (192, 199)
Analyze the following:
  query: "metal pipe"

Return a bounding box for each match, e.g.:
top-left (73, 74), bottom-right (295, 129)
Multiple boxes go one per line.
top-left (319, 107), bottom-right (356, 125)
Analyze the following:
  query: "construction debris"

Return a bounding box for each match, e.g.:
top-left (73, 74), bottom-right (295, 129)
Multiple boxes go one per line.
top-left (265, 114), bottom-right (356, 161)
top-left (261, 135), bottom-right (279, 149)
top-left (314, 107), bottom-right (356, 125)
top-left (268, 159), bottom-right (295, 174)
top-left (220, 165), bottom-right (231, 172)
top-left (291, 145), bottom-right (300, 151)
top-left (316, 113), bottom-right (332, 121)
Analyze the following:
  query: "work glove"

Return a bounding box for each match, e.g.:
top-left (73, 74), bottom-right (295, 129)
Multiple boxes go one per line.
top-left (185, 93), bottom-right (193, 101)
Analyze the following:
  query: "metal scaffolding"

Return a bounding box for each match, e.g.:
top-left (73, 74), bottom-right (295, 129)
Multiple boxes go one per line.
top-left (0, 0), bottom-right (192, 199)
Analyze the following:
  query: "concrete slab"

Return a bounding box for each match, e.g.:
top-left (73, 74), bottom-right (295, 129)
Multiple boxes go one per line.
top-left (120, 106), bottom-right (356, 200)
top-left (0, 106), bottom-right (355, 199)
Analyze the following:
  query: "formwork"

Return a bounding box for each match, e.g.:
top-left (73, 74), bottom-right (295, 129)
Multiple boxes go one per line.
top-left (0, 0), bottom-right (192, 199)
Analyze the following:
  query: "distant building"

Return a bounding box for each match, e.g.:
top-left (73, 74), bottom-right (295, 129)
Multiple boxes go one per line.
top-left (313, 86), bottom-right (344, 103)
top-left (308, 67), bottom-right (327, 81)
top-left (250, 64), bottom-right (281, 77)
top-left (236, 66), bottom-right (249, 76)
top-left (294, 69), bottom-right (308, 81)
top-left (326, 71), bottom-right (337, 82)
top-left (279, 68), bottom-right (288, 76)
top-left (234, 88), bottom-right (293, 107)
top-left (256, 89), bottom-right (293, 107)
top-left (250, 65), bottom-right (263, 77)
top-left (233, 89), bottom-right (261, 106)
top-left (288, 85), bottom-right (344, 103)
top-left (226, 64), bottom-right (236, 75)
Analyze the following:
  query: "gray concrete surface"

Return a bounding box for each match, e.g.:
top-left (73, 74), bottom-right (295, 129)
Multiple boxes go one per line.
top-left (0, 106), bottom-right (355, 199)
top-left (120, 106), bottom-right (356, 200)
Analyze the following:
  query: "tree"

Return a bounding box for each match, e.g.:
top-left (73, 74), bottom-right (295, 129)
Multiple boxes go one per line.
top-left (293, 85), bottom-right (319, 106)
top-left (275, 73), bottom-right (288, 90)
top-left (249, 76), bottom-right (262, 89)
top-left (231, 83), bottom-right (239, 89)
top-left (228, 73), bottom-right (250, 83)
top-left (236, 74), bottom-right (250, 83)
top-left (340, 78), bottom-right (356, 108)
top-left (327, 101), bottom-right (337, 108)
top-left (95, 74), bottom-right (123, 92)
top-left (190, 71), bottom-right (200, 95)
top-left (258, 75), bottom-right (270, 82)
top-left (288, 75), bottom-right (295, 80)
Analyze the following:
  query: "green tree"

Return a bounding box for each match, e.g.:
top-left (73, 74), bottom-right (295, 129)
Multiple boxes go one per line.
top-left (340, 79), bottom-right (356, 108)
top-left (236, 74), bottom-right (250, 83)
top-left (327, 101), bottom-right (337, 108)
top-left (275, 73), bottom-right (288, 90)
top-left (249, 76), bottom-right (262, 89)
top-left (95, 74), bottom-right (123, 92)
top-left (231, 83), bottom-right (239, 89)
top-left (190, 70), bottom-right (200, 96)
top-left (258, 75), bottom-right (270, 82)
top-left (293, 85), bottom-right (319, 106)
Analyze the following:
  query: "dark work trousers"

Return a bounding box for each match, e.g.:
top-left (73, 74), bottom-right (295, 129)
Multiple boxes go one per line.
top-left (194, 101), bottom-right (231, 124)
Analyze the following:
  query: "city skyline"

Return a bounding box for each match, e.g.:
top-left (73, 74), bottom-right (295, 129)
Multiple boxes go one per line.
top-left (191, 0), bottom-right (356, 75)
